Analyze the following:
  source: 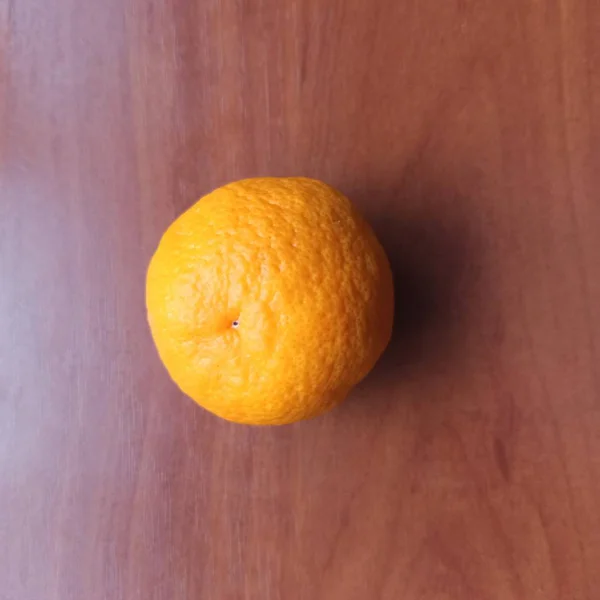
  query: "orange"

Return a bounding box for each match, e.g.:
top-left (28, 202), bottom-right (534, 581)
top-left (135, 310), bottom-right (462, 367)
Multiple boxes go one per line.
top-left (146, 177), bottom-right (394, 425)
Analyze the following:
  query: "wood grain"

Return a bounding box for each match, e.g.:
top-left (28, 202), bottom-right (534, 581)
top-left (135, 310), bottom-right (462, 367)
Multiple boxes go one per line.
top-left (2, 0), bottom-right (600, 598)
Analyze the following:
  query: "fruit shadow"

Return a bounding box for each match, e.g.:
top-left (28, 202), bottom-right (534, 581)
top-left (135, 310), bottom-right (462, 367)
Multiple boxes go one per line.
top-left (348, 180), bottom-right (480, 396)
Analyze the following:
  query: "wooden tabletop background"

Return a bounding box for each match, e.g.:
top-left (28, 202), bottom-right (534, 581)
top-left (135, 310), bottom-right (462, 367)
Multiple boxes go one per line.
top-left (2, 1), bottom-right (600, 599)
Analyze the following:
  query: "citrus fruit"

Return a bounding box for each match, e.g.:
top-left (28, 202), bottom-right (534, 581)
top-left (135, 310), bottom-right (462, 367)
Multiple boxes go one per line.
top-left (146, 177), bottom-right (394, 425)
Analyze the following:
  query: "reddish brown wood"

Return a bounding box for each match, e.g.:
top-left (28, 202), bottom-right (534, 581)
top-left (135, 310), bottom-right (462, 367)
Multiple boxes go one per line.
top-left (2, 1), bottom-right (600, 598)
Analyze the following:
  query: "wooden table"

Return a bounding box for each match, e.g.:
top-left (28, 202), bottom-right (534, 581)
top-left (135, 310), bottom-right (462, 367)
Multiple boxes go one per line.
top-left (3, 1), bottom-right (600, 598)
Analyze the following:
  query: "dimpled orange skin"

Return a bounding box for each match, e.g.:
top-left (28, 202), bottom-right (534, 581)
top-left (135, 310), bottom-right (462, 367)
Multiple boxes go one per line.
top-left (146, 177), bottom-right (394, 425)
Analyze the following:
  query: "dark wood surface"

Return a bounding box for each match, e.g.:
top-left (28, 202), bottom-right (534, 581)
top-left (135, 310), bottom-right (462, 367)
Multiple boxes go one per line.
top-left (3, 1), bottom-right (600, 598)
